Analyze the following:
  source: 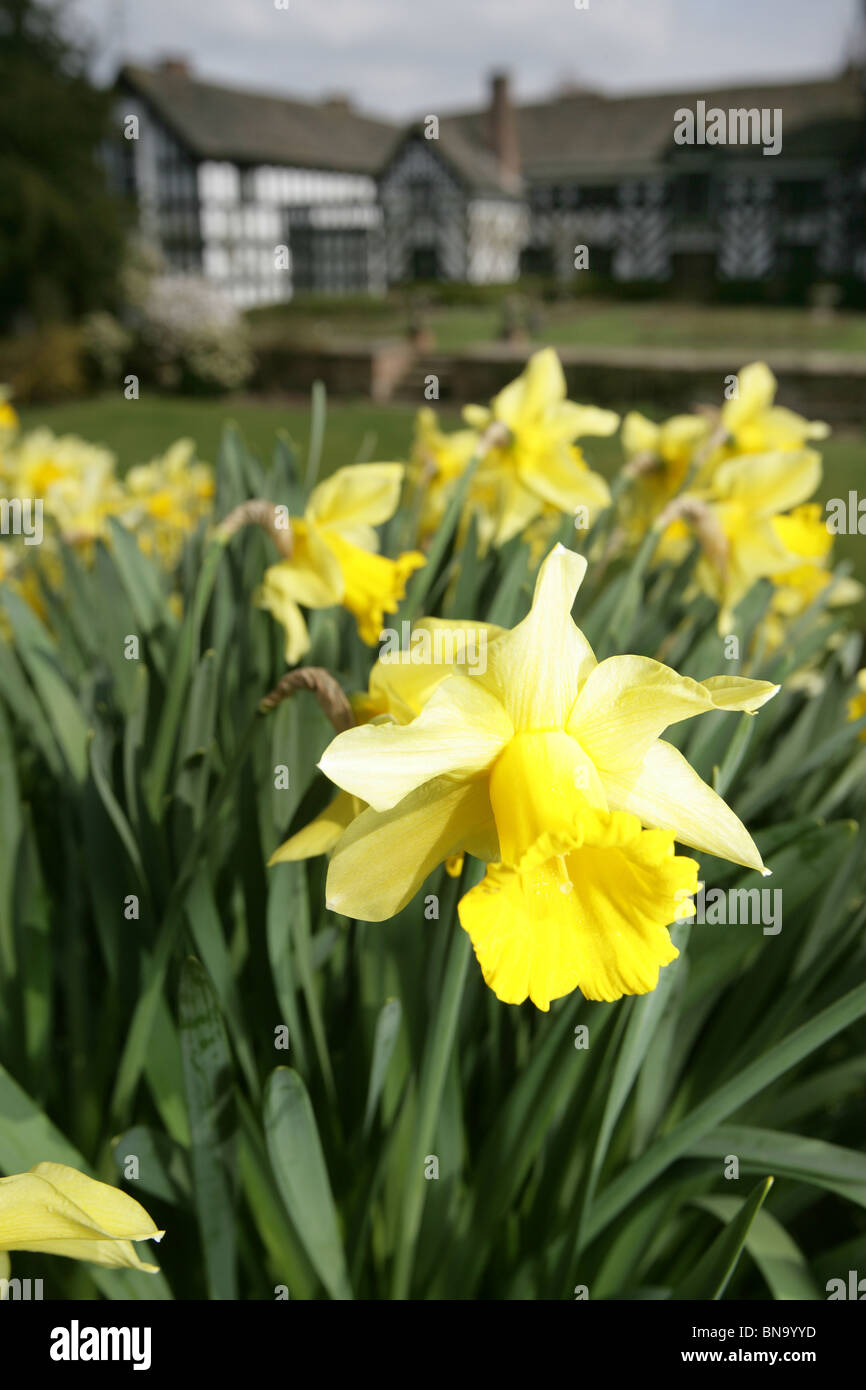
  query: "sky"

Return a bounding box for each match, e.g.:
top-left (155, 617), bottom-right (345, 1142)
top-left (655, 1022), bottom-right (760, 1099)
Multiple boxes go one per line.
top-left (68, 0), bottom-right (863, 119)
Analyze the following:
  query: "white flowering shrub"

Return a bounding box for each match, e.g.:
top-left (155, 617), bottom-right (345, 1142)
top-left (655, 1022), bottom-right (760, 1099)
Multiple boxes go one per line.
top-left (135, 274), bottom-right (253, 394)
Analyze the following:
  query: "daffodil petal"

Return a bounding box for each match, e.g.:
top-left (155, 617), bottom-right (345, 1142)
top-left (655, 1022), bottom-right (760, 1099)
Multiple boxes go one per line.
top-left (370, 618), bottom-right (506, 721)
top-left (463, 404), bottom-right (491, 430)
top-left (319, 673), bottom-right (513, 812)
top-left (519, 450), bottom-right (611, 518)
top-left (254, 578), bottom-right (311, 665)
top-left (478, 543), bottom-right (595, 730)
top-left (491, 346), bottom-right (564, 427)
top-left (325, 777), bottom-right (498, 920)
top-left (622, 411), bottom-right (660, 457)
top-left (269, 789), bottom-right (363, 863)
top-left (553, 402), bottom-right (620, 440)
top-left (489, 472), bottom-right (543, 545)
top-left (261, 524), bottom-right (345, 609)
top-left (569, 656), bottom-right (778, 769)
top-left (721, 361), bottom-right (777, 434)
top-left (699, 675), bottom-right (779, 711)
top-left (601, 738), bottom-right (766, 872)
top-left (306, 463), bottom-right (405, 531)
top-left (28, 1163), bottom-right (163, 1242)
top-left (0, 1166), bottom-right (163, 1271)
top-left (712, 449), bottom-right (822, 517)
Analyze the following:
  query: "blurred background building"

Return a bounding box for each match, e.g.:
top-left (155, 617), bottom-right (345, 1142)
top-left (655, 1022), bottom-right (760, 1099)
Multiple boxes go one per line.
top-left (112, 58), bottom-right (866, 305)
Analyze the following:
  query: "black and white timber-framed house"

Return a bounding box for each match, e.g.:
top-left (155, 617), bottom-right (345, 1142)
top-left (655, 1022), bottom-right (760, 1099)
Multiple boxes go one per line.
top-left (112, 60), bottom-right (866, 305)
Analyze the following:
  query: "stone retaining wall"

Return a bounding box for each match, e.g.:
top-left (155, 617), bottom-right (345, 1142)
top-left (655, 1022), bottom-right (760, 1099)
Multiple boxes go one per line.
top-left (251, 340), bottom-right (866, 426)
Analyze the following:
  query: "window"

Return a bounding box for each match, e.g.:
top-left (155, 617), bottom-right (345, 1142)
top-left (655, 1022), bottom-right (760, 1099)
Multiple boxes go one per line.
top-left (520, 245), bottom-right (554, 276)
top-left (291, 227), bottom-right (370, 292)
top-left (528, 185), bottom-right (552, 213)
top-left (673, 173), bottom-right (711, 219)
top-left (408, 178), bottom-right (436, 216)
top-left (578, 185), bottom-right (620, 210)
top-left (410, 246), bottom-right (440, 281)
top-left (775, 179), bottom-right (823, 217)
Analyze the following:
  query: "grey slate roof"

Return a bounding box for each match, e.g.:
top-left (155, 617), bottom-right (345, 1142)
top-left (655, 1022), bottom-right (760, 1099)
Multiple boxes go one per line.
top-left (117, 63), bottom-right (863, 186)
top-left (117, 64), bottom-right (397, 174)
top-left (445, 69), bottom-right (865, 179)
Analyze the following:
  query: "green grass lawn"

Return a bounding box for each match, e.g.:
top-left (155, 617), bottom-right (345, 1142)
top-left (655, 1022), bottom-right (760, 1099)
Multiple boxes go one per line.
top-left (18, 390), bottom-right (866, 607)
top-left (249, 297), bottom-right (866, 356)
top-left (18, 393), bottom-right (429, 476)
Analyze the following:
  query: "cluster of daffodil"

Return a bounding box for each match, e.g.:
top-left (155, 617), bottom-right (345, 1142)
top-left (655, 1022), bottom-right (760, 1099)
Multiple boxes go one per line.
top-left (0, 1162), bottom-right (163, 1295)
top-left (0, 399), bottom-right (214, 619)
top-left (272, 545), bottom-right (778, 1010)
top-left (407, 353), bottom-right (860, 642)
top-left (626, 361), bottom-right (862, 639)
top-left (259, 348), bottom-right (848, 665)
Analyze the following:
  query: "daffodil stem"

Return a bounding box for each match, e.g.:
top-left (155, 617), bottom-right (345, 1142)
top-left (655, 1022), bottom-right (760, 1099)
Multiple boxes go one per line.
top-left (400, 455), bottom-right (480, 624)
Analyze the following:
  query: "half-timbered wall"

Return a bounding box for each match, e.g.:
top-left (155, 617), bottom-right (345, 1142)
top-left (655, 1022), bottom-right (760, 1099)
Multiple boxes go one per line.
top-left (198, 161), bottom-right (379, 305)
top-left (114, 98), bottom-right (202, 272)
top-left (115, 100), bottom-right (381, 305)
top-left (614, 180), bottom-right (671, 281)
top-left (379, 139), bottom-right (469, 283)
top-left (467, 199), bottom-right (529, 282)
top-left (527, 165), bottom-right (866, 285)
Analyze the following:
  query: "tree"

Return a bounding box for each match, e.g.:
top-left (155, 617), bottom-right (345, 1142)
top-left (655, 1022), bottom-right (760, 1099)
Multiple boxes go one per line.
top-left (0, 0), bottom-right (127, 329)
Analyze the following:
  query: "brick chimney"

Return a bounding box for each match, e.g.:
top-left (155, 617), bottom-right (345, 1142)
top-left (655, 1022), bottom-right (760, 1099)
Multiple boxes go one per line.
top-left (322, 94), bottom-right (352, 114)
top-left (159, 57), bottom-right (191, 78)
top-left (487, 71), bottom-right (520, 180)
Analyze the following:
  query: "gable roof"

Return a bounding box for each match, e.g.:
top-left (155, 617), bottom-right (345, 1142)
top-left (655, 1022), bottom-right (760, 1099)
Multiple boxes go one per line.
top-left (383, 121), bottom-right (523, 197)
top-left (444, 69), bottom-right (865, 180)
top-left (117, 64), bottom-right (397, 174)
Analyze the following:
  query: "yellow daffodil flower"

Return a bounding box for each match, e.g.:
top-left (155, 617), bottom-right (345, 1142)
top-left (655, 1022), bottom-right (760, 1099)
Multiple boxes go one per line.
top-left (121, 439), bottom-right (214, 566)
top-left (409, 407), bottom-right (479, 541)
top-left (683, 448), bottom-right (823, 631)
top-left (0, 1162), bottom-right (163, 1290)
top-left (758, 504), bottom-right (863, 648)
top-left (720, 362), bottom-right (829, 456)
top-left (462, 348), bottom-right (615, 547)
top-left (318, 544), bottom-right (776, 1008)
top-left (256, 464), bottom-right (425, 664)
top-left (1, 429), bottom-right (123, 546)
top-left (622, 410), bottom-right (710, 488)
top-left (0, 429), bottom-right (214, 587)
top-left (621, 410), bottom-right (711, 539)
